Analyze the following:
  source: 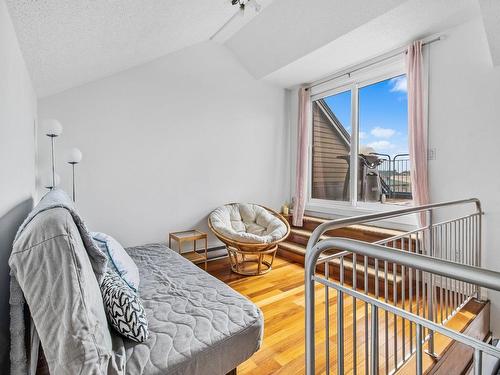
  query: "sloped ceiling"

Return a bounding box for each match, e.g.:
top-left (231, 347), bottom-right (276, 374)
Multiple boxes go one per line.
top-left (224, 0), bottom-right (406, 80)
top-left (5, 0), bottom-right (274, 97)
top-left (252, 0), bottom-right (480, 88)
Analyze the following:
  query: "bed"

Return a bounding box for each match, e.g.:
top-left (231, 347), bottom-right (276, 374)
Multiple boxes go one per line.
top-left (9, 190), bottom-right (263, 375)
top-left (124, 243), bottom-right (263, 374)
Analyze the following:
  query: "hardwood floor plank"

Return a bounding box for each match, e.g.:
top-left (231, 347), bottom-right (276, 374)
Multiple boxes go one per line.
top-left (206, 256), bottom-right (483, 375)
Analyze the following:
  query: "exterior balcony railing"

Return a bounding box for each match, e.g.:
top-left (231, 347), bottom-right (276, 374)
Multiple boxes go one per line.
top-left (371, 153), bottom-right (412, 200)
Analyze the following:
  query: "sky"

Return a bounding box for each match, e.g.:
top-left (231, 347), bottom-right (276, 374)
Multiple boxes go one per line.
top-left (323, 74), bottom-right (408, 157)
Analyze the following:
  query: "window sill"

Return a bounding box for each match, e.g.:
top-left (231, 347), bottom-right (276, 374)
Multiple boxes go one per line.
top-left (305, 200), bottom-right (418, 231)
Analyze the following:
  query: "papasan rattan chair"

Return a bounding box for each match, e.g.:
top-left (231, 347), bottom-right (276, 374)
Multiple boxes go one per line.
top-left (208, 203), bottom-right (290, 276)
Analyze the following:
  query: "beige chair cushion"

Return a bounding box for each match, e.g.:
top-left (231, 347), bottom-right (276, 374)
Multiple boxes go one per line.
top-left (209, 203), bottom-right (287, 244)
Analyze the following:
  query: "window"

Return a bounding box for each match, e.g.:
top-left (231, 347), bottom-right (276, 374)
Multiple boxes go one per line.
top-left (310, 68), bottom-right (411, 207)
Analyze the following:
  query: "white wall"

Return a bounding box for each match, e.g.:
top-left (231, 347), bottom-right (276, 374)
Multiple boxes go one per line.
top-left (0, 0), bottom-right (37, 370)
top-left (427, 17), bottom-right (500, 331)
top-left (286, 16), bottom-right (500, 332)
top-left (38, 41), bottom-right (289, 249)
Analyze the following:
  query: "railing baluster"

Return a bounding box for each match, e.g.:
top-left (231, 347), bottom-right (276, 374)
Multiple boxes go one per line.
top-left (454, 220), bottom-right (458, 311)
top-left (474, 349), bottom-right (482, 375)
top-left (475, 214), bottom-right (480, 296)
top-left (416, 324), bottom-right (423, 375)
top-left (353, 253), bottom-right (357, 375)
top-left (440, 224), bottom-right (444, 323)
top-left (477, 213), bottom-right (482, 297)
top-left (340, 256), bottom-right (345, 375)
top-left (445, 222), bottom-right (449, 319)
top-left (461, 218), bottom-right (465, 305)
top-left (465, 218), bottom-right (469, 297)
top-left (371, 305), bottom-right (379, 375)
top-left (467, 217), bottom-right (471, 296)
top-left (393, 260), bottom-right (398, 370)
top-left (337, 287), bottom-right (344, 375)
top-left (365, 255), bottom-right (369, 375)
top-left (409, 235), bottom-right (413, 355)
top-left (401, 238), bottom-right (406, 361)
top-left (325, 261), bottom-right (330, 375)
top-left (384, 260), bottom-right (389, 375)
top-left (416, 231), bottom-right (420, 319)
top-left (427, 210), bottom-right (435, 355)
top-left (373, 258), bottom-right (379, 374)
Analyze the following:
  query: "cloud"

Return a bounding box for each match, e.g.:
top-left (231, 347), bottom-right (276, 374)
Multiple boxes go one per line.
top-left (389, 76), bottom-right (407, 93)
top-left (367, 140), bottom-right (396, 150)
top-left (371, 126), bottom-right (395, 138)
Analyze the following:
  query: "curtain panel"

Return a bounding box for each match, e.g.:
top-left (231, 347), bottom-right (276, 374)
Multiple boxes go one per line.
top-left (407, 40), bottom-right (430, 225)
top-left (292, 87), bottom-right (311, 227)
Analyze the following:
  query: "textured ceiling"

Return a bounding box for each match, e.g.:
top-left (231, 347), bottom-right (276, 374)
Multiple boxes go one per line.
top-left (6, 0), bottom-right (273, 97)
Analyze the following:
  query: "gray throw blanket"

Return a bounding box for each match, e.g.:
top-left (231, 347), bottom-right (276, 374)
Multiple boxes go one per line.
top-left (9, 189), bottom-right (109, 375)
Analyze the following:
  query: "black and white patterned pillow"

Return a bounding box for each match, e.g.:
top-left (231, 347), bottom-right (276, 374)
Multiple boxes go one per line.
top-left (100, 269), bottom-right (149, 342)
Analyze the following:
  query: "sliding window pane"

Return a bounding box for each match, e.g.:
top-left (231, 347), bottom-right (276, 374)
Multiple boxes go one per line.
top-left (311, 90), bottom-right (351, 201)
top-left (358, 74), bottom-right (411, 203)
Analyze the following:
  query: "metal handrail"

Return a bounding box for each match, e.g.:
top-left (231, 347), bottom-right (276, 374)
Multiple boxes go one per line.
top-left (305, 198), bottom-right (484, 375)
top-left (306, 198), bottom-right (482, 249)
top-left (309, 238), bottom-right (499, 296)
top-left (307, 238), bottom-right (500, 375)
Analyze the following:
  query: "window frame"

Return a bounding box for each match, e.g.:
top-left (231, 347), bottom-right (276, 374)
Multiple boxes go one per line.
top-left (306, 58), bottom-right (412, 220)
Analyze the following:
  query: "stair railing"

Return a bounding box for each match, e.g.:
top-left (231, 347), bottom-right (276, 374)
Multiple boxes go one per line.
top-left (305, 198), bottom-right (490, 374)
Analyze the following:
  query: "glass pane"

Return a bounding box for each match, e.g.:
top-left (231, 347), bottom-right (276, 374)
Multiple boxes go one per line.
top-left (358, 74), bottom-right (411, 203)
top-left (311, 90), bottom-right (352, 201)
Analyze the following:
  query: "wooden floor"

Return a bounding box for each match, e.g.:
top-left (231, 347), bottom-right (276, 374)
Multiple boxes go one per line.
top-left (207, 256), bottom-right (483, 375)
top-left (208, 256), bottom-right (309, 374)
top-left (207, 256), bottom-right (412, 374)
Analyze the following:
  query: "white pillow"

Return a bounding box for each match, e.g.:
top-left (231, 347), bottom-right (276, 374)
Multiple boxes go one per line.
top-left (91, 232), bottom-right (140, 291)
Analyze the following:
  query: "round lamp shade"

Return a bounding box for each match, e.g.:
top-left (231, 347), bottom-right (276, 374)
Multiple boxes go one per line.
top-left (42, 119), bottom-right (63, 137)
top-left (42, 172), bottom-right (60, 189)
top-left (67, 147), bottom-right (83, 164)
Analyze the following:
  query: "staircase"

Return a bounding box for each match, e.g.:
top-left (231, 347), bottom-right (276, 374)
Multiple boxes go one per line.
top-left (279, 213), bottom-right (410, 259)
top-left (279, 214), bottom-right (411, 297)
top-left (303, 199), bottom-right (493, 375)
top-left (395, 299), bottom-right (490, 375)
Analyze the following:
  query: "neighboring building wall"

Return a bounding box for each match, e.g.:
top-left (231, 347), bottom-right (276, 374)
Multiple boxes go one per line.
top-left (311, 101), bottom-right (350, 200)
top-left (0, 0), bottom-right (37, 371)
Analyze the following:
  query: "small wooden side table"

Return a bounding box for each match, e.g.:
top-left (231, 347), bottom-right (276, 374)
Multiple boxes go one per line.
top-left (169, 230), bottom-right (208, 270)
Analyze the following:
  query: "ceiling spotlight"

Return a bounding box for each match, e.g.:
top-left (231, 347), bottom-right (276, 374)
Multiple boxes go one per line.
top-left (231, 0), bottom-right (261, 13)
top-left (210, 0), bottom-right (263, 40)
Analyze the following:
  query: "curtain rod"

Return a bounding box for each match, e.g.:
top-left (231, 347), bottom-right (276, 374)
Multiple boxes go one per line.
top-left (305, 35), bottom-right (443, 91)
